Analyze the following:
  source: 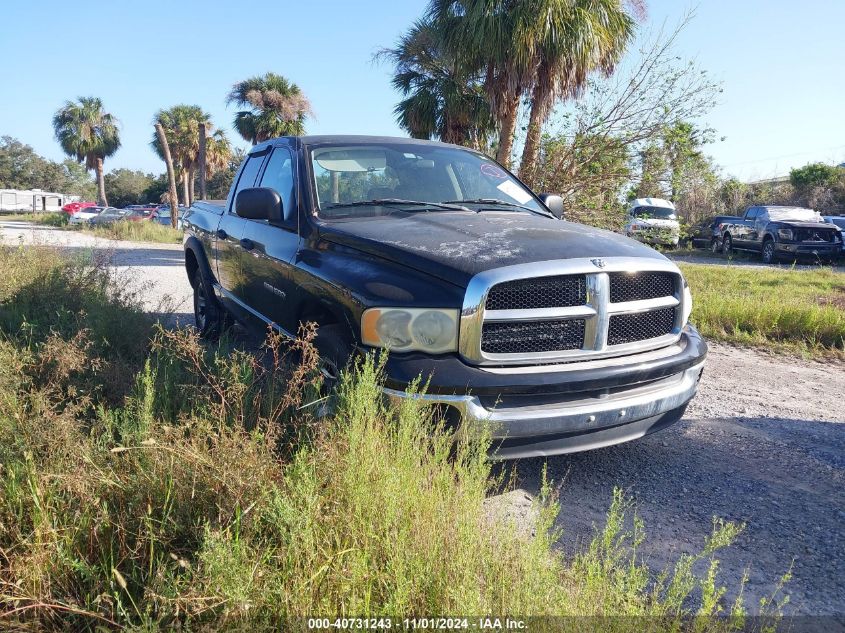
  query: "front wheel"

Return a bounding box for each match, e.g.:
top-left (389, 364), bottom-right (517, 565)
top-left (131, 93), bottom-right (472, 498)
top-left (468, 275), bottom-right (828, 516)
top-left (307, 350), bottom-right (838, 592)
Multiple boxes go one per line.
top-left (722, 234), bottom-right (733, 256)
top-left (193, 268), bottom-right (225, 339)
top-left (761, 239), bottom-right (776, 264)
top-left (710, 237), bottom-right (722, 254)
top-left (313, 325), bottom-right (354, 395)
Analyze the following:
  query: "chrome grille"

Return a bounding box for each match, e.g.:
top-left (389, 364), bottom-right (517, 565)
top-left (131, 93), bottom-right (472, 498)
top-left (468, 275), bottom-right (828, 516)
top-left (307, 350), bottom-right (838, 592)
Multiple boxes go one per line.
top-left (485, 275), bottom-right (586, 310)
top-left (608, 307), bottom-right (676, 345)
top-left (609, 272), bottom-right (675, 303)
top-left (481, 319), bottom-right (586, 354)
top-left (460, 257), bottom-right (686, 365)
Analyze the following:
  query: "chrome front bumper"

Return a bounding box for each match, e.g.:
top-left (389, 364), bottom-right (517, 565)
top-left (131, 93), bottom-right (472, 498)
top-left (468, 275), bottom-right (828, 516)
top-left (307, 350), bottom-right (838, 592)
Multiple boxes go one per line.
top-left (383, 361), bottom-right (704, 459)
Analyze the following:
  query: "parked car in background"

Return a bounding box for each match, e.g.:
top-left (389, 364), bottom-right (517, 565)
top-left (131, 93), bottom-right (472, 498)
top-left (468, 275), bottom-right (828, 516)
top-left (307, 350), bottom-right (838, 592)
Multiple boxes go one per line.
top-left (822, 216), bottom-right (845, 255)
top-left (124, 204), bottom-right (158, 219)
top-left (68, 205), bottom-right (107, 225)
top-left (88, 207), bottom-right (141, 225)
top-left (61, 201), bottom-right (96, 215)
top-left (183, 135), bottom-right (705, 459)
top-left (625, 198), bottom-right (680, 247)
top-left (718, 206), bottom-right (842, 263)
top-left (686, 215), bottom-right (741, 251)
top-left (153, 205), bottom-right (187, 228)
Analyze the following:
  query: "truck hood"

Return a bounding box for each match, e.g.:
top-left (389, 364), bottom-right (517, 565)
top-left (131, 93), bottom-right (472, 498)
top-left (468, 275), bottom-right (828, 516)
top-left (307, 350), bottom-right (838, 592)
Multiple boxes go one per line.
top-left (317, 211), bottom-right (667, 286)
top-left (778, 220), bottom-right (836, 229)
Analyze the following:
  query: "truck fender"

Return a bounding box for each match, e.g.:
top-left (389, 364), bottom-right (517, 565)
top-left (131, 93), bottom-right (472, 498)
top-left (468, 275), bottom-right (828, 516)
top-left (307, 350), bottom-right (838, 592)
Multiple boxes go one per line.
top-left (183, 236), bottom-right (217, 300)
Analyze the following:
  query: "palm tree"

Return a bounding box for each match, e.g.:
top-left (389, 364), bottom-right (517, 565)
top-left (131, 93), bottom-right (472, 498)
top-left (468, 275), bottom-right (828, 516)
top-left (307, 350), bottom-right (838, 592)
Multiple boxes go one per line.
top-left (204, 130), bottom-right (232, 181)
top-left (518, 0), bottom-right (635, 187)
top-left (381, 19), bottom-right (494, 149)
top-left (154, 122), bottom-right (181, 229)
top-left (427, 0), bottom-right (538, 168)
top-left (52, 97), bottom-right (120, 205)
top-left (151, 105), bottom-right (216, 205)
top-left (227, 73), bottom-right (312, 144)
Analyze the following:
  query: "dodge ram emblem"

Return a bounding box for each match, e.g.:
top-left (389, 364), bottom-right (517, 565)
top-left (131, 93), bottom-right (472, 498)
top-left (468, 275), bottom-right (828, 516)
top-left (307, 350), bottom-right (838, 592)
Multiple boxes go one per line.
top-left (590, 258), bottom-right (607, 268)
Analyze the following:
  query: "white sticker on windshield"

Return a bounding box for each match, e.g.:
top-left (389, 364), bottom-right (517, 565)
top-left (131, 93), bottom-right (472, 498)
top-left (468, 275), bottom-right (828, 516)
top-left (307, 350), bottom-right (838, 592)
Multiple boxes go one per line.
top-left (496, 180), bottom-right (533, 205)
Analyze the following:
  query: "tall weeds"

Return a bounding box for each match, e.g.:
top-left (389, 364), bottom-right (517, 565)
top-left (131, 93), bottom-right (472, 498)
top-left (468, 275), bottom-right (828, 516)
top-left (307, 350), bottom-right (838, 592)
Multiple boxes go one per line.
top-left (0, 246), bottom-right (784, 630)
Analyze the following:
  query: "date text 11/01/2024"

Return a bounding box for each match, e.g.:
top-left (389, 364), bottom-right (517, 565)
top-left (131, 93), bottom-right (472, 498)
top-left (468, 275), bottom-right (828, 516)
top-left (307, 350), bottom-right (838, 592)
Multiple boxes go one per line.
top-left (307, 617), bottom-right (526, 630)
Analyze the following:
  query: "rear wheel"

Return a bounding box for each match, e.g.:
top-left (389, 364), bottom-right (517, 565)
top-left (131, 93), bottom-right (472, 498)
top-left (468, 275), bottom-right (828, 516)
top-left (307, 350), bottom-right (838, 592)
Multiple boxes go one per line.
top-left (193, 268), bottom-right (225, 339)
top-left (761, 239), bottom-right (776, 264)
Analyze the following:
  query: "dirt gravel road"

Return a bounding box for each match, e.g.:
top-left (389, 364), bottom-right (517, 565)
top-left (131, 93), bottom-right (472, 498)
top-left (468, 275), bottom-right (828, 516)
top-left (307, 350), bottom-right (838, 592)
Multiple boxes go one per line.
top-left (4, 221), bottom-right (843, 616)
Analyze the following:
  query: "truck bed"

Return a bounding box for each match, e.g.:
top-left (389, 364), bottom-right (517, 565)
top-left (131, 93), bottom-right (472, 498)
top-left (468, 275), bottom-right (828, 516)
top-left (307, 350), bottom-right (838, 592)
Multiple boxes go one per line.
top-left (191, 200), bottom-right (226, 213)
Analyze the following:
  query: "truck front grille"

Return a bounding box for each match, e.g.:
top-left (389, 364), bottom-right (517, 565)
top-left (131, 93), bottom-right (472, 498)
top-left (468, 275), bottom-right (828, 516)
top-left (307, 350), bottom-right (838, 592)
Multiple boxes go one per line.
top-left (609, 271), bottom-right (675, 303)
top-left (481, 319), bottom-right (586, 354)
top-left (485, 275), bottom-right (586, 310)
top-left (461, 258), bottom-right (685, 365)
top-left (608, 307), bottom-right (676, 345)
top-left (792, 228), bottom-right (838, 242)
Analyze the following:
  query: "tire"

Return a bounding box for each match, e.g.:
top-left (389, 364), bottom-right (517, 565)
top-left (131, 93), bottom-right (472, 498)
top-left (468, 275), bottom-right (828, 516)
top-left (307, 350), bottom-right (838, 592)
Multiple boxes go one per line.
top-left (192, 268), bottom-right (225, 339)
top-left (710, 237), bottom-right (722, 254)
top-left (761, 239), bottom-right (776, 264)
top-left (722, 234), bottom-right (733, 256)
top-left (313, 324), bottom-right (354, 394)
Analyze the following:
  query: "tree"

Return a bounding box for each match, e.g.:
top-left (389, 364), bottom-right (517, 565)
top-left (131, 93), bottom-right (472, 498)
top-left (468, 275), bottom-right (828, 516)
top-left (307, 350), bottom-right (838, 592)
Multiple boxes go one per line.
top-left (52, 97), bottom-right (120, 205)
top-left (790, 163), bottom-right (840, 192)
top-left (151, 105), bottom-right (206, 205)
top-left (151, 106), bottom-right (229, 206)
top-left (103, 169), bottom-right (157, 208)
top-left (518, 0), bottom-right (635, 187)
top-left (154, 122), bottom-right (181, 229)
top-left (227, 73), bottom-right (311, 144)
top-left (532, 15), bottom-right (722, 228)
top-left (379, 19), bottom-right (494, 148)
top-left (427, 0), bottom-right (539, 167)
top-left (0, 136), bottom-right (96, 199)
top-left (207, 147), bottom-right (246, 200)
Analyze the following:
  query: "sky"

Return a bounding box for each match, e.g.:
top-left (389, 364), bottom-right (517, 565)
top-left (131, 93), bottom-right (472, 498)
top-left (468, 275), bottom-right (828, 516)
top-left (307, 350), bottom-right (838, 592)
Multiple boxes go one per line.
top-left (1, 0), bottom-right (842, 183)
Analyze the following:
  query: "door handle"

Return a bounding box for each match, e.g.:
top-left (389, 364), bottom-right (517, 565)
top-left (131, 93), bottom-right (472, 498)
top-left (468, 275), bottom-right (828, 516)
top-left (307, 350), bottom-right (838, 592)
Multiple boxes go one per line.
top-left (216, 229), bottom-right (227, 240)
top-left (239, 238), bottom-right (255, 251)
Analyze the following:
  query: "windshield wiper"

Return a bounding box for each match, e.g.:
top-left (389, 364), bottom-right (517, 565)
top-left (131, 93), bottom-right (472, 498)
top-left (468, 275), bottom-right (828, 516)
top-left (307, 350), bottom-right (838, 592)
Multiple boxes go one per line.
top-left (324, 198), bottom-right (470, 212)
top-left (444, 198), bottom-right (547, 215)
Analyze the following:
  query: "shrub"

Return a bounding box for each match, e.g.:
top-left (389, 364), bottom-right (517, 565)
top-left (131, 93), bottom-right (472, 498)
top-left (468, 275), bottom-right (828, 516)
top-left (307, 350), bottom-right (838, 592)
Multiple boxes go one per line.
top-left (0, 247), bottom-right (785, 630)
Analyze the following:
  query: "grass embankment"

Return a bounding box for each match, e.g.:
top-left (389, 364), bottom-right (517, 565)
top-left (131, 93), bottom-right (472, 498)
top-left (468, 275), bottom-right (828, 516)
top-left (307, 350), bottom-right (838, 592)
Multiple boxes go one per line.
top-left (83, 220), bottom-right (182, 244)
top-left (0, 211), bottom-right (68, 226)
top-left (0, 245), bottom-right (785, 630)
top-left (0, 212), bottom-right (181, 243)
top-left (681, 263), bottom-right (845, 357)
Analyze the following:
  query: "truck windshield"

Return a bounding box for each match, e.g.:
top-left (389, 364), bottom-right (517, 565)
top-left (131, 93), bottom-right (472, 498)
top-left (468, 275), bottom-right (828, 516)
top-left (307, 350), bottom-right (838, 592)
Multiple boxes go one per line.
top-left (309, 143), bottom-right (545, 218)
top-left (631, 206), bottom-right (676, 220)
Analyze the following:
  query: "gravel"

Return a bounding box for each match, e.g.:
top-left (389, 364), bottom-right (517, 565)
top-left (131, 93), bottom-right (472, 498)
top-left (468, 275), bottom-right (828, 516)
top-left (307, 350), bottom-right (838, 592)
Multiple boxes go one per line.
top-left (4, 221), bottom-right (843, 615)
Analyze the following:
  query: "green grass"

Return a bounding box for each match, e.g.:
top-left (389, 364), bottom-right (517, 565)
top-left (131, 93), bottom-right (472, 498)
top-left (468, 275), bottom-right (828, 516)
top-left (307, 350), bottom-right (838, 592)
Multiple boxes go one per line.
top-left (0, 211), bottom-right (68, 226)
top-left (0, 212), bottom-right (181, 243)
top-left (0, 246), bottom-right (787, 630)
top-left (681, 262), bottom-right (845, 357)
top-left (82, 220), bottom-right (182, 244)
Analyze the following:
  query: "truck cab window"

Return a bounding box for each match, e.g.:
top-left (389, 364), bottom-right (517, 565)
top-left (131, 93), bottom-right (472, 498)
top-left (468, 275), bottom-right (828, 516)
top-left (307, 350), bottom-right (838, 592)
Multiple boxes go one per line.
top-left (230, 155), bottom-right (266, 215)
top-left (259, 148), bottom-right (295, 221)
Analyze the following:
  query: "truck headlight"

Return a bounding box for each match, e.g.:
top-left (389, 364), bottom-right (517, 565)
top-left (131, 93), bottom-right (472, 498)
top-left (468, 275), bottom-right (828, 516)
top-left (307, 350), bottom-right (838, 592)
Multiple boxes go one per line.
top-left (682, 278), bottom-right (693, 326)
top-left (361, 308), bottom-right (459, 353)
top-left (777, 228), bottom-right (793, 241)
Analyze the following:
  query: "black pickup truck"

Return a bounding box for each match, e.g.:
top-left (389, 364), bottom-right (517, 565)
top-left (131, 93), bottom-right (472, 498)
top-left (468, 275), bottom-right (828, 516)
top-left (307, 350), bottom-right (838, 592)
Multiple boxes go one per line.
top-left (718, 205), bottom-right (843, 263)
top-left (182, 135), bottom-right (706, 459)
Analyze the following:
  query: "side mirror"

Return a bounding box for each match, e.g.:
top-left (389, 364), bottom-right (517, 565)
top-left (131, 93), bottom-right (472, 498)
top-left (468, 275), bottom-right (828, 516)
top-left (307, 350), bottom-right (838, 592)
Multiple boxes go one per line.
top-left (236, 187), bottom-right (283, 223)
top-left (539, 193), bottom-right (564, 219)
